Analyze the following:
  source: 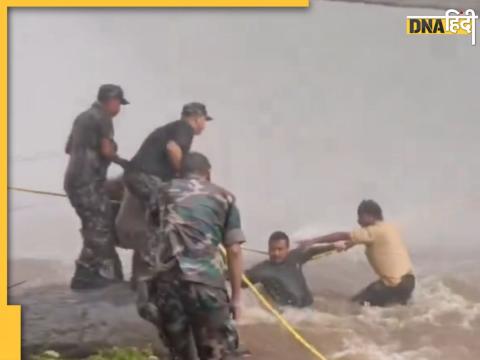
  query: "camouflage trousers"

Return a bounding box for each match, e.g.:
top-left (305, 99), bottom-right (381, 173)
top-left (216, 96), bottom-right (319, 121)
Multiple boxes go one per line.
top-left (66, 181), bottom-right (123, 283)
top-left (123, 170), bottom-right (164, 213)
top-left (123, 170), bottom-right (165, 286)
top-left (137, 275), bottom-right (239, 360)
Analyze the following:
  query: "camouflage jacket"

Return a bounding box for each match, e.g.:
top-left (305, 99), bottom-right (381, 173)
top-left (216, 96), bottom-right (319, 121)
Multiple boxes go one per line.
top-left (144, 175), bottom-right (246, 289)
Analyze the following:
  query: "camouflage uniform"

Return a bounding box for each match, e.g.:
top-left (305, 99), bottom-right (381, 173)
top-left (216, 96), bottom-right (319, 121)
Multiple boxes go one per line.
top-left (136, 175), bottom-right (245, 360)
top-left (64, 101), bottom-right (123, 289)
top-left (123, 170), bottom-right (165, 217)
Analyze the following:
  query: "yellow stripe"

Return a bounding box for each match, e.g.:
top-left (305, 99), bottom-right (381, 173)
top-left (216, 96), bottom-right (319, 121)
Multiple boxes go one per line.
top-left (4, 0), bottom-right (309, 6)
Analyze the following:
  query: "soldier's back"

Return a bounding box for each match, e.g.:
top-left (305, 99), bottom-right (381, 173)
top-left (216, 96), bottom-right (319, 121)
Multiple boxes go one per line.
top-left (163, 177), bottom-right (237, 288)
top-left (166, 177), bottom-right (233, 237)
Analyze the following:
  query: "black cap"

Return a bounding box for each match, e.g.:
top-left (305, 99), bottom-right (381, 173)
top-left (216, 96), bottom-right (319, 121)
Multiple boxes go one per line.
top-left (181, 102), bottom-right (212, 121)
top-left (97, 84), bottom-right (129, 105)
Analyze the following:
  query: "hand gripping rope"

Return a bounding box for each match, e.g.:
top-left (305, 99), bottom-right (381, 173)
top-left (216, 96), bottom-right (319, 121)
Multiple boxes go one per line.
top-left (219, 245), bottom-right (329, 360)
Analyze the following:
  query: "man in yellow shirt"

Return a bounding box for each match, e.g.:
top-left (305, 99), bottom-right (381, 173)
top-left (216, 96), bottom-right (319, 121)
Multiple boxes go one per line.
top-left (298, 200), bottom-right (415, 307)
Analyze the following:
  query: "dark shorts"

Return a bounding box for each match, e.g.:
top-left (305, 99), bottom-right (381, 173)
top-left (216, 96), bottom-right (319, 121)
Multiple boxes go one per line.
top-left (352, 274), bottom-right (415, 307)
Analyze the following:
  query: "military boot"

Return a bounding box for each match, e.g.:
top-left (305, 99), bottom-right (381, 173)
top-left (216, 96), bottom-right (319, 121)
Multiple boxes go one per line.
top-left (70, 229), bottom-right (122, 290)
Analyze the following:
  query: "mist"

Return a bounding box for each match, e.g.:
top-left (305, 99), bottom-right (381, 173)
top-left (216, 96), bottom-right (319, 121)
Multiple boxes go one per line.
top-left (9, 3), bottom-right (480, 268)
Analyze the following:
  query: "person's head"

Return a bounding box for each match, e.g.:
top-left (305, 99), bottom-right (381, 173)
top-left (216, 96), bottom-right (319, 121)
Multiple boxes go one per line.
top-left (357, 199), bottom-right (383, 227)
top-left (181, 152), bottom-right (212, 181)
top-left (268, 231), bottom-right (290, 264)
top-left (97, 84), bottom-right (129, 117)
top-left (181, 102), bottom-right (212, 135)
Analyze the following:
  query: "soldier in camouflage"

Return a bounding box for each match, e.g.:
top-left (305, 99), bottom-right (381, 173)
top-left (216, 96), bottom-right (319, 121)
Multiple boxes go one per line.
top-left (64, 84), bottom-right (129, 290)
top-left (136, 152), bottom-right (245, 360)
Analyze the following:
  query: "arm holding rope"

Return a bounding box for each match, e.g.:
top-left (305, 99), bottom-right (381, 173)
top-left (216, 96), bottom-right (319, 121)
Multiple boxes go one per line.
top-left (297, 232), bottom-right (351, 247)
top-left (226, 243), bottom-right (243, 320)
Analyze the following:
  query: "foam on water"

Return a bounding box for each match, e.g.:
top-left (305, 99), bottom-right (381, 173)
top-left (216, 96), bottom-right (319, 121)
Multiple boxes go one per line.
top-left (409, 277), bottom-right (480, 329)
top-left (238, 275), bottom-right (480, 359)
top-left (331, 339), bottom-right (442, 360)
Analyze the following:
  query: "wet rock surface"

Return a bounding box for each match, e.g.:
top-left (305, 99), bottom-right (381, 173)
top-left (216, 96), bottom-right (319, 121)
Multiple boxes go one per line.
top-left (10, 282), bottom-right (166, 359)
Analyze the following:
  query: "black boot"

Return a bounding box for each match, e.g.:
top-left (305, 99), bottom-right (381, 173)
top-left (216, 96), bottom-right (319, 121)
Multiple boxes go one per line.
top-left (71, 229), bottom-right (123, 290)
top-left (70, 262), bottom-right (118, 290)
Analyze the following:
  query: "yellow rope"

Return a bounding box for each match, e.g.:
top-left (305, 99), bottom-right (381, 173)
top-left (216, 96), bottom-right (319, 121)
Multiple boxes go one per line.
top-left (9, 186), bottom-right (334, 260)
top-left (312, 249), bottom-right (336, 261)
top-left (9, 186), bottom-right (67, 198)
top-left (220, 245), bottom-right (329, 360)
top-left (9, 186), bottom-right (330, 360)
top-left (8, 187), bottom-right (122, 204)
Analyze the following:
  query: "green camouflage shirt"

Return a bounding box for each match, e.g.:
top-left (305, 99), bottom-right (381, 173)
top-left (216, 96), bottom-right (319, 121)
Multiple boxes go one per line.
top-left (64, 102), bottom-right (114, 190)
top-left (160, 175), bottom-right (245, 289)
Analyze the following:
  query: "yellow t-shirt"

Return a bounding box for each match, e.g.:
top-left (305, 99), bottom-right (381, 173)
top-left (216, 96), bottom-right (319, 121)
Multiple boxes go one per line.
top-left (351, 222), bottom-right (413, 287)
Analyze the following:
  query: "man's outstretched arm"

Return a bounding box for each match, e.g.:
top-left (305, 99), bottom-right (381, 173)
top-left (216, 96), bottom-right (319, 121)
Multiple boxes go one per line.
top-left (297, 232), bottom-right (351, 248)
top-left (299, 244), bottom-right (337, 263)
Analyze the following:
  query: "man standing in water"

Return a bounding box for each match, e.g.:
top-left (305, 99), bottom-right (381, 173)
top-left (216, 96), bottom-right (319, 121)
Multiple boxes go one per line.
top-left (136, 152), bottom-right (245, 360)
top-left (245, 231), bottom-right (335, 308)
top-left (298, 200), bottom-right (415, 307)
top-left (64, 84), bottom-right (129, 290)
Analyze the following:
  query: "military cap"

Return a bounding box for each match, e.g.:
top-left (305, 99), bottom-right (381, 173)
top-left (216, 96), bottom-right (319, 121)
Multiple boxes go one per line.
top-left (97, 84), bottom-right (129, 105)
top-left (181, 102), bottom-right (213, 121)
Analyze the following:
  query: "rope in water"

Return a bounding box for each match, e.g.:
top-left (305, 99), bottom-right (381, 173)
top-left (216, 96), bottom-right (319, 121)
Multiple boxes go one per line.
top-left (219, 245), bottom-right (329, 360)
top-left (10, 186), bottom-right (331, 360)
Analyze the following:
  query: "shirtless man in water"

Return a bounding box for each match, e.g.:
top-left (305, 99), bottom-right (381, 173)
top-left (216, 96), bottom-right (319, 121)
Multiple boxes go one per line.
top-left (244, 231), bottom-right (335, 308)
